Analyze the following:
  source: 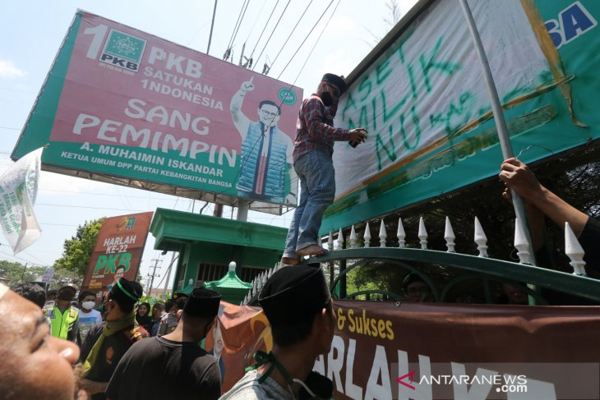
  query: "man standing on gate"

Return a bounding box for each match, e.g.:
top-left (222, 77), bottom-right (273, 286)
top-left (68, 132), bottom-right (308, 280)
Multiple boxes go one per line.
top-left (230, 77), bottom-right (296, 205)
top-left (282, 73), bottom-right (367, 265)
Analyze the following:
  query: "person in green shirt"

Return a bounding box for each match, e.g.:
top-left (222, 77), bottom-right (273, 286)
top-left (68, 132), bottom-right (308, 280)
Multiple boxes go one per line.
top-left (49, 285), bottom-right (80, 342)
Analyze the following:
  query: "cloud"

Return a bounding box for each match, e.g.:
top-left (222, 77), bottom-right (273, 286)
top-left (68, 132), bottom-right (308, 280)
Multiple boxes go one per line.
top-left (0, 59), bottom-right (25, 78)
top-left (39, 170), bottom-right (110, 194)
top-left (327, 15), bottom-right (358, 33)
top-left (318, 49), bottom-right (362, 78)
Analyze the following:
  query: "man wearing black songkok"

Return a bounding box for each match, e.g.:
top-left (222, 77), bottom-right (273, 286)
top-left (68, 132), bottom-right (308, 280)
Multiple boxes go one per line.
top-left (79, 278), bottom-right (146, 400)
top-left (106, 288), bottom-right (222, 400)
top-left (282, 73), bottom-right (368, 265)
top-left (221, 265), bottom-right (335, 400)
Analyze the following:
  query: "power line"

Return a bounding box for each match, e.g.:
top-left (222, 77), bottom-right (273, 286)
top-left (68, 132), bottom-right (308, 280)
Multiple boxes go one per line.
top-left (0, 126), bottom-right (20, 131)
top-left (290, 0), bottom-right (343, 83)
top-left (241, 0), bottom-right (269, 46)
top-left (247, 0), bottom-right (281, 64)
top-left (0, 248), bottom-right (37, 265)
top-left (276, 0), bottom-right (337, 80)
top-left (36, 203), bottom-right (144, 212)
top-left (224, 0), bottom-right (251, 60)
top-left (21, 250), bottom-right (47, 265)
top-left (38, 188), bottom-right (172, 200)
top-left (40, 222), bottom-right (81, 228)
top-left (253, 0), bottom-right (292, 72)
top-left (230, 0), bottom-right (251, 53)
top-left (268, 0), bottom-right (315, 70)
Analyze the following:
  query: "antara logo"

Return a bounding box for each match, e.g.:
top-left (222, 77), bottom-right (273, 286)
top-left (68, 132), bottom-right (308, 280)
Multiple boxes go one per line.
top-left (396, 370), bottom-right (528, 394)
top-left (396, 370), bottom-right (416, 390)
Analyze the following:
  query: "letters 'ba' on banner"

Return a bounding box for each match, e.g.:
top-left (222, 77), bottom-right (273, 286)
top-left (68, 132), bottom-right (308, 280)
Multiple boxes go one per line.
top-left (0, 147), bottom-right (43, 254)
top-left (322, 0), bottom-right (600, 232)
top-left (11, 11), bottom-right (302, 213)
top-left (82, 211), bottom-right (153, 290)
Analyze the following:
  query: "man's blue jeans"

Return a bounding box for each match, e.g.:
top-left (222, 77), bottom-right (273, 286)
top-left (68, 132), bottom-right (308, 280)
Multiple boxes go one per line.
top-left (283, 150), bottom-right (335, 257)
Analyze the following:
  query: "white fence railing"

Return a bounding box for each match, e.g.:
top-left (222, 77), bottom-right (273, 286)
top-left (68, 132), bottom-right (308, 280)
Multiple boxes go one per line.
top-left (241, 217), bottom-right (588, 305)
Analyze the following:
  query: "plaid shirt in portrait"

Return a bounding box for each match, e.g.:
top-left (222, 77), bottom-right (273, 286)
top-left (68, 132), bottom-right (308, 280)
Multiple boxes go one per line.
top-left (292, 94), bottom-right (350, 164)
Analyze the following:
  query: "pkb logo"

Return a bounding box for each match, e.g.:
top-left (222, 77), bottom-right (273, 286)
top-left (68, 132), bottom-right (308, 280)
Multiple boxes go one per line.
top-left (100, 29), bottom-right (146, 72)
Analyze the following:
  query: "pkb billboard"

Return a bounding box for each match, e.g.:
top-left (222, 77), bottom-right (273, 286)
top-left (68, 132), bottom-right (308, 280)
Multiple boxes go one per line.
top-left (11, 11), bottom-right (302, 213)
top-left (82, 211), bottom-right (153, 290)
top-left (322, 0), bottom-right (600, 232)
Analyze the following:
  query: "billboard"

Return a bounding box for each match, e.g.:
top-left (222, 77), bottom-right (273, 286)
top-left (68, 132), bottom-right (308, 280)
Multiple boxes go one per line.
top-left (11, 11), bottom-right (302, 214)
top-left (322, 0), bottom-right (600, 232)
top-left (318, 301), bottom-right (600, 399)
top-left (82, 211), bottom-right (153, 290)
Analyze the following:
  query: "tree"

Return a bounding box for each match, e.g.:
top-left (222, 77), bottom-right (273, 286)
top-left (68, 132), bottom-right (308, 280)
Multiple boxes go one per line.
top-left (0, 260), bottom-right (78, 288)
top-left (54, 219), bottom-right (104, 277)
top-left (0, 260), bottom-right (46, 285)
top-left (383, 0), bottom-right (403, 30)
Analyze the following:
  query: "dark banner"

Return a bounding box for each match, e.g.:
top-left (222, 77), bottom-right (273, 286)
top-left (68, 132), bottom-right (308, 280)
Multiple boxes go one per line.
top-left (313, 301), bottom-right (600, 399)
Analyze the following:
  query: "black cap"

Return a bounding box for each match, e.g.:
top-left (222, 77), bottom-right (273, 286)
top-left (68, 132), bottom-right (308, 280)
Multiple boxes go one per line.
top-left (259, 265), bottom-right (330, 326)
top-left (110, 278), bottom-right (142, 308)
top-left (321, 73), bottom-right (347, 94)
top-left (57, 285), bottom-right (77, 301)
top-left (183, 288), bottom-right (221, 318)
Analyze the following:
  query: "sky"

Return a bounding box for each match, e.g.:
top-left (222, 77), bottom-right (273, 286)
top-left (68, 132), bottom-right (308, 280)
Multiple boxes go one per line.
top-left (0, 0), bottom-right (418, 290)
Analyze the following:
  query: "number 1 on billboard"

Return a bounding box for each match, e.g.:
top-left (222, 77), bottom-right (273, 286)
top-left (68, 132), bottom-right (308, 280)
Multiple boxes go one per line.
top-left (84, 24), bottom-right (108, 60)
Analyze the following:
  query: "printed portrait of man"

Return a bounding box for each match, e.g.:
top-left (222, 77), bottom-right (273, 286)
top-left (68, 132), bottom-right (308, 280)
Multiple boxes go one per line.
top-left (230, 78), bottom-right (296, 204)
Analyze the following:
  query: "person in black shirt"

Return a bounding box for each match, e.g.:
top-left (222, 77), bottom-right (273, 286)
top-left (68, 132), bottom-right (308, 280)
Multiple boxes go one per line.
top-left (106, 288), bottom-right (222, 400)
top-left (79, 278), bottom-right (146, 400)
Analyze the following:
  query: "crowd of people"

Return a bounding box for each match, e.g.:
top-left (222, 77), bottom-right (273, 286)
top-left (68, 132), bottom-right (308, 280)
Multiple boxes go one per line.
top-left (1, 262), bottom-right (337, 400)
top-left (2, 277), bottom-right (225, 400)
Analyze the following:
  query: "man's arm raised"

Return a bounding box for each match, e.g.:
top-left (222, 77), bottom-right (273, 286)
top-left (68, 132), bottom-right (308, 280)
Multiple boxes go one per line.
top-left (230, 77), bottom-right (254, 140)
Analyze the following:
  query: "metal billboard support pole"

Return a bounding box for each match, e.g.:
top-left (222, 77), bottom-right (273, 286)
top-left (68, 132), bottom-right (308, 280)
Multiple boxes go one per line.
top-left (237, 200), bottom-right (249, 221)
top-left (458, 0), bottom-right (535, 264)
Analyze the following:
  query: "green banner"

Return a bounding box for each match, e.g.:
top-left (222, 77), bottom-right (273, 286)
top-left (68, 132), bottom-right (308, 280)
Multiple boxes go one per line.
top-left (322, 0), bottom-right (600, 234)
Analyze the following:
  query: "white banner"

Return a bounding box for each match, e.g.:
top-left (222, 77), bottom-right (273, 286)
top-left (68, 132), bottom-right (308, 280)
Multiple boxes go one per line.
top-left (0, 147), bottom-right (43, 254)
top-left (332, 0), bottom-right (551, 199)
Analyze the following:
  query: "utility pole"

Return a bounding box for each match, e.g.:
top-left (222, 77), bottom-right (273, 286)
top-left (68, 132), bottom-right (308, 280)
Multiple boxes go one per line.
top-left (20, 262), bottom-right (28, 282)
top-left (162, 252), bottom-right (178, 297)
top-left (147, 258), bottom-right (162, 296)
top-left (207, 0), bottom-right (218, 55)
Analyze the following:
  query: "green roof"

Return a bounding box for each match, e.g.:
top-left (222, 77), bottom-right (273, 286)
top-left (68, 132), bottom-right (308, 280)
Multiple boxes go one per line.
top-left (204, 263), bottom-right (252, 304)
top-left (150, 208), bottom-right (288, 252)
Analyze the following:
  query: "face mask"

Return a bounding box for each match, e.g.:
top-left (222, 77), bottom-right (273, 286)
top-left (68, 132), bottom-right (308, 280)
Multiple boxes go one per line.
top-left (82, 301), bottom-right (96, 311)
top-left (320, 92), bottom-right (333, 107)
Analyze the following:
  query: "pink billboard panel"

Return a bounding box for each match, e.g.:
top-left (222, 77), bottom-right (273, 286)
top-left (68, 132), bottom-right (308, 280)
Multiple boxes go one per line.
top-left (43, 11), bottom-right (302, 207)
